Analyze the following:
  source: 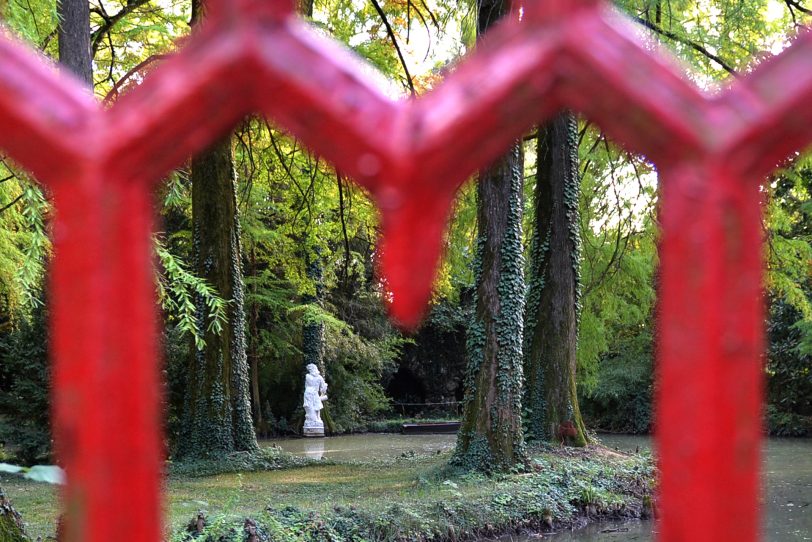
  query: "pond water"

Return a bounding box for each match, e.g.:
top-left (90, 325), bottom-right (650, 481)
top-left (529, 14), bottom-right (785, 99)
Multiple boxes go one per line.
top-left (264, 433), bottom-right (812, 541)
top-left (552, 435), bottom-right (812, 542)
top-left (262, 432), bottom-right (456, 461)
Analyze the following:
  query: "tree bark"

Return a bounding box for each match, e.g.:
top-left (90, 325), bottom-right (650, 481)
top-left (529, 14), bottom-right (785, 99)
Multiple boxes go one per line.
top-left (176, 135), bottom-right (259, 458)
top-left (302, 249), bottom-right (325, 372)
top-left (248, 245), bottom-right (263, 429)
top-left (454, 143), bottom-right (527, 471)
top-left (175, 0), bottom-right (257, 458)
top-left (0, 488), bottom-right (30, 542)
top-left (454, 0), bottom-right (527, 468)
top-left (57, 0), bottom-right (92, 85)
top-left (523, 113), bottom-right (588, 446)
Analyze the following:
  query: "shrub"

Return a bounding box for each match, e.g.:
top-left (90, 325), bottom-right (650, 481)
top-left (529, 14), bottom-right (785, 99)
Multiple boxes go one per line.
top-left (0, 303), bottom-right (51, 464)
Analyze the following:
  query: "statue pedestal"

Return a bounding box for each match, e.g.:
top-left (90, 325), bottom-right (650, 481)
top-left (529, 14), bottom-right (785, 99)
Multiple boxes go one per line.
top-left (303, 425), bottom-right (324, 437)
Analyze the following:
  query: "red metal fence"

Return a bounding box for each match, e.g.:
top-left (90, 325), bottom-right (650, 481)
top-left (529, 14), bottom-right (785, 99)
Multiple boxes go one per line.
top-left (1, 0), bottom-right (808, 539)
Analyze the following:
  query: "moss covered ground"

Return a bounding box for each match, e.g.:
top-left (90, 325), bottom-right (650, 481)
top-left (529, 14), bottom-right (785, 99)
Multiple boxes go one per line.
top-left (0, 443), bottom-right (654, 541)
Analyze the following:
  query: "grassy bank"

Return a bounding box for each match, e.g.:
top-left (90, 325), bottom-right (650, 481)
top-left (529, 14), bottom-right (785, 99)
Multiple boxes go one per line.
top-left (1, 444), bottom-right (654, 541)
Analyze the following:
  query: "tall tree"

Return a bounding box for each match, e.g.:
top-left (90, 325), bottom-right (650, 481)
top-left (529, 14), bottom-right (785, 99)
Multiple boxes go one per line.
top-left (57, 0), bottom-right (91, 85)
top-left (175, 0), bottom-right (258, 459)
top-left (452, 0), bottom-right (526, 472)
top-left (523, 113), bottom-right (588, 446)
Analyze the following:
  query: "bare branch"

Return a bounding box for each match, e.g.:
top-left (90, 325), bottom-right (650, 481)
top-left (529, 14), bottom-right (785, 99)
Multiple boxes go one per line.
top-left (0, 193), bottom-right (24, 215)
top-left (91, 0), bottom-right (151, 57)
top-left (369, 0), bottom-right (416, 96)
top-left (104, 53), bottom-right (168, 102)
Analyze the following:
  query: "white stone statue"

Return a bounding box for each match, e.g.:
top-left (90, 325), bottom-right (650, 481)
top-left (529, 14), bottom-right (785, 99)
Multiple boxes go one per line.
top-left (302, 363), bottom-right (328, 437)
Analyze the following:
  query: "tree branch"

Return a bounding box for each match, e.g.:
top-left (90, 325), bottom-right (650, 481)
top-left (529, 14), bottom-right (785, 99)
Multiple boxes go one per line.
top-left (336, 173), bottom-right (352, 288)
top-left (0, 193), bottom-right (24, 215)
top-left (631, 15), bottom-right (737, 76)
top-left (39, 28), bottom-right (58, 51)
top-left (91, 0), bottom-right (151, 57)
top-left (104, 53), bottom-right (168, 102)
top-left (369, 0), bottom-right (416, 96)
top-left (786, 0), bottom-right (812, 14)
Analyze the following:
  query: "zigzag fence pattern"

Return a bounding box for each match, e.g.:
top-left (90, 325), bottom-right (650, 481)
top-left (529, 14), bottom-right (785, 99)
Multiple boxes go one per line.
top-left (1, 0), bottom-right (808, 539)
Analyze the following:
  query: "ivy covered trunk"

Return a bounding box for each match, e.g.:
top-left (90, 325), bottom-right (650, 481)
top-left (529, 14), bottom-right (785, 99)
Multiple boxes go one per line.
top-left (0, 489), bottom-right (29, 542)
top-left (301, 249), bottom-right (334, 433)
top-left (176, 135), bottom-right (258, 458)
top-left (302, 250), bottom-right (325, 371)
top-left (247, 245), bottom-right (263, 429)
top-left (523, 113), bottom-right (588, 446)
top-left (453, 0), bottom-right (527, 472)
top-left (453, 139), bottom-right (527, 471)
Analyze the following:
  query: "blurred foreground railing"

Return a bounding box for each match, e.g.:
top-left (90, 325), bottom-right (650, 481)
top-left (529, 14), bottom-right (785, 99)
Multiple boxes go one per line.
top-left (1, 0), bottom-right (810, 539)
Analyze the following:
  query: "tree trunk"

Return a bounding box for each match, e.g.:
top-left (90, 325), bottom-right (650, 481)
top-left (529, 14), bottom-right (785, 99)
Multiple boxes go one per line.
top-left (175, 0), bottom-right (258, 460)
top-left (454, 144), bottom-right (527, 471)
top-left (302, 250), bottom-right (325, 371)
top-left (0, 489), bottom-right (30, 542)
top-left (453, 142), bottom-right (526, 471)
top-left (523, 113), bottom-right (588, 446)
top-left (57, 0), bottom-right (92, 85)
top-left (248, 245), bottom-right (263, 430)
top-left (453, 0), bottom-right (527, 473)
top-left (175, 136), bottom-right (258, 458)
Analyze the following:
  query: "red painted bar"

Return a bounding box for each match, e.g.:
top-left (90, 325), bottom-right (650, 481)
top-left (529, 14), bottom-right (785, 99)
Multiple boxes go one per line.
top-left (0, 0), bottom-right (810, 539)
top-left (50, 174), bottom-right (162, 542)
top-left (657, 163), bottom-right (764, 541)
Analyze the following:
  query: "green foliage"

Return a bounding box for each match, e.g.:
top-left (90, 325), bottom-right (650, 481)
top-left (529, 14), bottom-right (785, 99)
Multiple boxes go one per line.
top-left (156, 239), bottom-right (228, 351)
top-left (615, 0), bottom-right (810, 79)
top-left (766, 164), bottom-right (812, 320)
top-left (0, 172), bottom-right (49, 314)
top-left (168, 448), bottom-right (317, 479)
top-left (320, 299), bottom-right (404, 432)
top-left (13, 184), bottom-right (48, 310)
top-left (0, 486), bottom-right (31, 542)
top-left (576, 129), bottom-right (658, 391)
top-left (0, 303), bottom-right (50, 464)
top-left (765, 405), bottom-right (812, 437)
top-left (169, 446), bottom-right (653, 542)
top-left (766, 297), bottom-right (812, 435)
top-left (3, 0), bottom-right (57, 46)
top-left (569, 127), bottom-right (657, 434)
top-left (164, 324), bottom-right (193, 446)
top-left (580, 330), bottom-right (654, 434)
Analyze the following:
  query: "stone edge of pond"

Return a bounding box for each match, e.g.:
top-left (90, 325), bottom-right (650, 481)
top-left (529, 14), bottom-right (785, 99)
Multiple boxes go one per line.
top-left (170, 443), bottom-right (656, 542)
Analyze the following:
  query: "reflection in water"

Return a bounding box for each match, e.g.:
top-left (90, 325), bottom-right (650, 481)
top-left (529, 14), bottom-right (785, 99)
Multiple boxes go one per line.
top-left (301, 437), bottom-right (326, 460)
top-left (263, 433), bottom-right (456, 461)
top-left (264, 433), bottom-right (812, 541)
